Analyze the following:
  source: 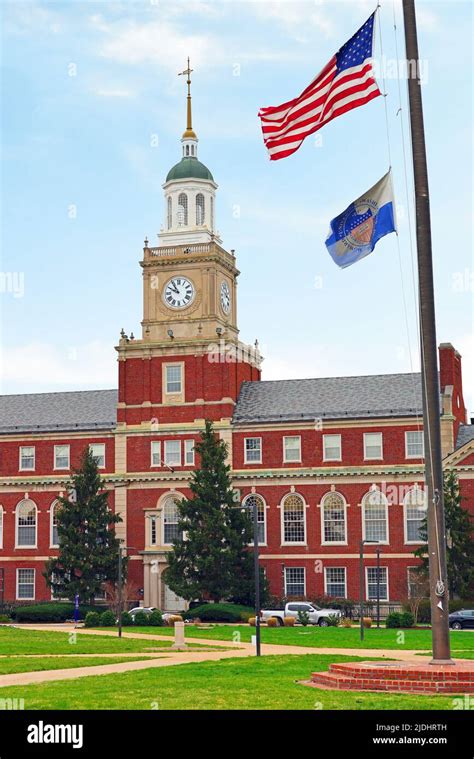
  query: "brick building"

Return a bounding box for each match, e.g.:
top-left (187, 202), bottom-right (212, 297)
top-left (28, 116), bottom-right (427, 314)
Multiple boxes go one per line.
top-left (1, 93), bottom-right (473, 610)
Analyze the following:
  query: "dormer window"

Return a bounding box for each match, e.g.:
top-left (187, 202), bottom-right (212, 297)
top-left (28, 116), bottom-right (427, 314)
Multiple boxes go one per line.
top-left (177, 193), bottom-right (188, 226)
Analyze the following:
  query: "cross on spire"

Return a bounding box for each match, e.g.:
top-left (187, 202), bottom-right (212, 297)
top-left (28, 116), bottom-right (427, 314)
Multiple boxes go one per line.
top-left (178, 57), bottom-right (196, 138)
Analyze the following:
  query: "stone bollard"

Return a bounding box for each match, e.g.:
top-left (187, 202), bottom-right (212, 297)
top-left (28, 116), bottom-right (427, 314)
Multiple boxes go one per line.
top-left (171, 620), bottom-right (187, 650)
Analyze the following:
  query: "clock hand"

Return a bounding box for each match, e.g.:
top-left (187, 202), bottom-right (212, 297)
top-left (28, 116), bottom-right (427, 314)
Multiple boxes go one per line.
top-left (171, 284), bottom-right (180, 294)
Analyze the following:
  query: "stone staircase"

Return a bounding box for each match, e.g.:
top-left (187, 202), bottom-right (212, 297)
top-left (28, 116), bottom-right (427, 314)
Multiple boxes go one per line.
top-left (310, 660), bottom-right (474, 694)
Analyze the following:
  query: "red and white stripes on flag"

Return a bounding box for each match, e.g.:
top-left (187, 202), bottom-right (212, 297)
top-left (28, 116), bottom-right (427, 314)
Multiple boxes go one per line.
top-left (258, 13), bottom-right (381, 161)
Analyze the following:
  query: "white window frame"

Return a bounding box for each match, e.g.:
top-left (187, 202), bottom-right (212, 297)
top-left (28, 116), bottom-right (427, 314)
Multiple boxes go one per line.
top-left (283, 435), bottom-right (301, 463)
top-left (162, 498), bottom-right (181, 546)
top-left (50, 500), bottom-right (59, 548)
top-left (284, 567), bottom-right (306, 597)
top-left (242, 493), bottom-right (267, 546)
top-left (405, 430), bottom-right (424, 459)
top-left (151, 441), bottom-right (161, 467)
top-left (323, 434), bottom-right (341, 462)
top-left (361, 489), bottom-right (389, 545)
top-left (89, 443), bottom-right (105, 468)
top-left (363, 432), bottom-right (383, 460)
top-left (324, 567), bottom-right (347, 598)
top-left (149, 514), bottom-right (158, 547)
top-left (320, 492), bottom-right (348, 545)
top-left (244, 437), bottom-right (262, 464)
top-left (54, 444), bottom-right (70, 470)
top-left (15, 500), bottom-right (38, 549)
top-left (164, 440), bottom-right (181, 467)
top-left (165, 364), bottom-right (182, 394)
top-left (365, 566), bottom-right (389, 602)
top-left (281, 493), bottom-right (307, 546)
top-left (19, 446), bottom-right (35, 471)
top-left (403, 487), bottom-right (427, 544)
top-left (16, 568), bottom-right (35, 601)
top-left (184, 440), bottom-right (195, 466)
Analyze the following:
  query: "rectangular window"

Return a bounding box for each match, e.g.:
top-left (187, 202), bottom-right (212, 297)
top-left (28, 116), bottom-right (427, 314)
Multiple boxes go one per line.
top-left (89, 443), bottom-right (105, 468)
top-left (364, 432), bottom-right (383, 460)
top-left (184, 440), bottom-right (195, 466)
top-left (283, 436), bottom-right (301, 463)
top-left (165, 364), bottom-right (182, 394)
top-left (20, 446), bottom-right (35, 471)
top-left (284, 567), bottom-right (305, 597)
top-left (17, 569), bottom-right (35, 600)
top-left (405, 431), bottom-right (424, 458)
top-left (405, 504), bottom-right (425, 543)
top-left (325, 567), bottom-right (347, 598)
top-left (164, 440), bottom-right (181, 467)
top-left (54, 445), bottom-right (70, 470)
top-left (150, 516), bottom-right (158, 546)
top-left (366, 566), bottom-right (388, 601)
top-left (323, 434), bottom-right (341, 462)
top-left (151, 441), bottom-right (161, 467)
top-left (245, 437), bottom-right (262, 464)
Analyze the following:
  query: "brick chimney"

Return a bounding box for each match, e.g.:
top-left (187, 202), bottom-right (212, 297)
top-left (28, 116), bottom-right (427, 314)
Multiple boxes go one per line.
top-left (439, 343), bottom-right (467, 436)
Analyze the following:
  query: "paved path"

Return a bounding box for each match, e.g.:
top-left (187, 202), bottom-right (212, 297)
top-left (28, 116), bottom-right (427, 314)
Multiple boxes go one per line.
top-left (0, 623), bottom-right (465, 689)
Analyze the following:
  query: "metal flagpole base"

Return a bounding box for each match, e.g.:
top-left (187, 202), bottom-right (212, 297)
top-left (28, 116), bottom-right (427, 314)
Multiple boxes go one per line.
top-left (430, 658), bottom-right (455, 665)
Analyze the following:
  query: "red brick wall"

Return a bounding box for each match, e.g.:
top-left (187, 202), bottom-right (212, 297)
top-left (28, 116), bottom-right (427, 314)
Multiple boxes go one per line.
top-left (0, 436), bottom-right (114, 477)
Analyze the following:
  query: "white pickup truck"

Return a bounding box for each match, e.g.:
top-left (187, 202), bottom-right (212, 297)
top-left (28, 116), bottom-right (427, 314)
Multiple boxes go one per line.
top-left (261, 602), bottom-right (341, 627)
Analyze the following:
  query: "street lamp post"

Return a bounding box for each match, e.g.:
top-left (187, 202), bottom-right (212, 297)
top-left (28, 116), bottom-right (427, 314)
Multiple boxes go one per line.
top-left (117, 543), bottom-right (123, 638)
top-left (253, 498), bottom-right (261, 657)
top-left (376, 548), bottom-right (382, 629)
top-left (359, 539), bottom-right (379, 641)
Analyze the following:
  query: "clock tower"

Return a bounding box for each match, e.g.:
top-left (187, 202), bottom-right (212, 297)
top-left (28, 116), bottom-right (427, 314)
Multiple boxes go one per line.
top-left (115, 62), bottom-right (261, 429)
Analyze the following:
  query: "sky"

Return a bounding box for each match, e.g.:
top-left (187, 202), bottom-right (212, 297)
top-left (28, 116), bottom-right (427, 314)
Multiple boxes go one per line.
top-left (1, 0), bottom-right (473, 417)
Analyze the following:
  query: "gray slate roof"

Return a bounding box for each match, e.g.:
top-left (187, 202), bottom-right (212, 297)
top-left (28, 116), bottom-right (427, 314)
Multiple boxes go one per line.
top-left (0, 390), bottom-right (118, 434)
top-left (233, 373), bottom-right (425, 424)
top-left (456, 424), bottom-right (474, 450)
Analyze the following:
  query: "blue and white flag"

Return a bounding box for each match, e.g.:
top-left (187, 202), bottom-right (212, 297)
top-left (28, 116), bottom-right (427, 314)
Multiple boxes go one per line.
top-left (325, 170), bottom-right (396, 268)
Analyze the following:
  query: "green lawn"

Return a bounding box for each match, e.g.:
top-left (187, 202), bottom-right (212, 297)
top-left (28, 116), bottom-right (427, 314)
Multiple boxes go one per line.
top-left (0, 656), bottom-right (155, 675)
top-left (0, 627), bottom-right (177, 655)
top-left (0, 654), bottom-right (459, 710)
top-left (120, 624), bottom-right (474, 651)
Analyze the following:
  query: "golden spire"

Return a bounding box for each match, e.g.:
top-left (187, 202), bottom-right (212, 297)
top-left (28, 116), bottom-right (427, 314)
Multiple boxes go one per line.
top-left (178, 57), bottom-right (197, 140)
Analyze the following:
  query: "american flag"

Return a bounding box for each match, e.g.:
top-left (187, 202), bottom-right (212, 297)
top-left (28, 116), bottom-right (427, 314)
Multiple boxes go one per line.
top-left (258, 13), bottom-right (381, 161)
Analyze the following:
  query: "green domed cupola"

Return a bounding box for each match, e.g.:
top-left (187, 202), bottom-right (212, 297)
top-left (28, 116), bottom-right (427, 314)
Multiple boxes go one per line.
top-left (166, 158), bottom-right (214, 183)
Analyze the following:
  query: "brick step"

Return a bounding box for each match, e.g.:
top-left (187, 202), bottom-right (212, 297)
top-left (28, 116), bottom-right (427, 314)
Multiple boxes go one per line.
top-left (329, 662), bottom-right (474, 683)
top-left (311, 671), bottom-right (470, 693)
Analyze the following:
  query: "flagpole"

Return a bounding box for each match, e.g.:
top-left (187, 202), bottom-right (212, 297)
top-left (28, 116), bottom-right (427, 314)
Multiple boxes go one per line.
top-left (401, 0), bottom-right (451, 663)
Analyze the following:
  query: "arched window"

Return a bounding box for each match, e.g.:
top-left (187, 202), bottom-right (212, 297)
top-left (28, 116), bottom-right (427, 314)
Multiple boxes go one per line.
top-left (321, 492), bottom-right (347, 544)
top-left (404, 487), bottom-right (426, 543)
top-left (177, 193), bottom-right (188, 226)
top-left (163, 497), bottom-right (181, 545)
top-left (186, 145), bottom-right (190, 156)
top-left (282, 494), bottom-right (305, 544)
top-left (362, 489), bottom-right (389, 543)
top-left (167, 197), bottom-right (172, 230)
top-left (210, 196), bottom-right (214, 230)
top-left (243, 494), bottom-right (266, 544)
top-left (50, 500), bottom-right (59, 548)
top-left (16, 499), bottom-right (37, 547)
top-left (196, 193), bottom-right (205, 225)
top-left (0, 506), bottom-right (3, 549)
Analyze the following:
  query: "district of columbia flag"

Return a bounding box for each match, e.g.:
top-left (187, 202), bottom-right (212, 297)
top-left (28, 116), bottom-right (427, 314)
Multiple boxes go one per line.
top-left (325, 170), bottom-right (396, 268)
top-left (258, 12), bottom-right (381, 161)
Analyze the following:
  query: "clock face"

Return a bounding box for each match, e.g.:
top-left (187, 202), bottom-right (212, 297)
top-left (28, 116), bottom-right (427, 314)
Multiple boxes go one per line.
top-left (163, 277), bottom-right (195, 309)
top-left (220, 280), bottom-right (231, 315)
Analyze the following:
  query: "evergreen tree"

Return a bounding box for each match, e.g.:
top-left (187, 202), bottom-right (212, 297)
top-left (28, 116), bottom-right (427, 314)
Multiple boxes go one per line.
top-left (44, 448), bottom-right (124, 603)
top-left (415, 469), bottom-right (474, 597)
top-left (164, 420), bottom-right (256, 602)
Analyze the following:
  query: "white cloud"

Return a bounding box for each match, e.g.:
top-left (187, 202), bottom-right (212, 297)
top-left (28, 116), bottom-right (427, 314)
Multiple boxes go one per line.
top-left (0, 341), bottom-right (116, 393)
top-left (3, 1), bottom-right (62, 36)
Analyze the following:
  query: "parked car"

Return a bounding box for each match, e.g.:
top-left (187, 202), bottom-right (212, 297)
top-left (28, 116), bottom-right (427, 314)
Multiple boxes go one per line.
top-left (128, 606), bottom-right (157, 621)
top-left (260, 602), bottom-right (341, 627)
top-left (448, 609), bottom-right (474, 630)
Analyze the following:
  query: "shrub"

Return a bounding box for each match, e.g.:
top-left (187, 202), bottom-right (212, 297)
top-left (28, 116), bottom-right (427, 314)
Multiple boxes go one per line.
top-left (341, 617), bottom-right (352, 628)
top-left (266, 617), bottom-right (278, 627)
top-left (326, 614), bottom-right (341, 627)
top-left (134, 610), bottom-right (150, 626)
top-left (120, 611), bottom-right (133, 627)
top-left (297, 610), bottom-right (310, 626)
top-left (362, 617), bottom-right (372, 628)
top-left (13, 602), bottom-right (105, 623)
top-left (84, 611), bottom-right (100, 628)
top-left (184, 603), bottom-right (253, 623)
top-left (100, 610), bottom-right (116, 627)
top-left (166, 615), bottom-right (183, 627)
top-left (400, 611), bottom-right (415, 628)
top-left (248, 617), bottom-right (256, 626)
top-left (284, 617), bottom-right (295, 626)
top-left (386, 612), bottom-right (402, 628)
top-left (0, 615), bottom-right (11, 624)
top-left (149, 610), bottom-right (163, 626)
